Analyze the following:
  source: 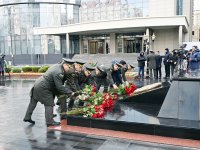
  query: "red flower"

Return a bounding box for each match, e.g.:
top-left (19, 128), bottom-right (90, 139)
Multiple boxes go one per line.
top-left (92, 114), bottom-right (98, 118)
top-left (92, 85), bottom-right (96, 92)
top-left (91, 91), bottom-right (95, 96)
top-left (113, 93), bottom-right (118, 101)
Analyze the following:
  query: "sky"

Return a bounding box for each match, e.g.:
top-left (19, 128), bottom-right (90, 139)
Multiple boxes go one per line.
top-left (194, 0), bottom-right (200, 11)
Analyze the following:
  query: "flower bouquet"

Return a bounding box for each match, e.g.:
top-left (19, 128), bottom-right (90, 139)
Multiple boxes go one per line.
top-left (66, 82), bottom-right (136, 119)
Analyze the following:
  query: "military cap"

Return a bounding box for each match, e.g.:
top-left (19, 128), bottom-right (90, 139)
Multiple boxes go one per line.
top-left (97, 65), bottom-right (107, 72)
top-left (62, 58), bottom-right (75, 65)
top-left (112, 60), bottom-right (121, 67)
top-left (75, 60), bottom-right (86, 65)
top-left (128, 64), bottom-right (135, 68)
top-left (119, 60), bottom-right (126, 65)
top-left (84, 64), bottom-right (96, 71)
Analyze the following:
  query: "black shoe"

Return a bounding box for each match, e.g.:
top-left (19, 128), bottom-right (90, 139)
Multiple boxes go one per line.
top-left (23, 119), bottom-right (35, 124)
top-left (47, 121), bottom-right (60, 127)
top-left (53, 114), bottom-right (57, 118)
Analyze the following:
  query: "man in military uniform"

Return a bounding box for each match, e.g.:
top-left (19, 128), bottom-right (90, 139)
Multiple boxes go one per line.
top-left (64, 60), bottom-right (86, 111)
top-left (76, 64), bottom-right (96, 106)
top-left (111, 60), bottom-right (123, 86)
top-left (78, 64), bottom-right (96, 90)
top-left (23, 58), bottom-right (75, 126)
top-left (95, 65), bottom-right (118, 93)
top-left (56, 60), bottom-right (86, 120)
top-left (119, 60), bottom-right (135, 82)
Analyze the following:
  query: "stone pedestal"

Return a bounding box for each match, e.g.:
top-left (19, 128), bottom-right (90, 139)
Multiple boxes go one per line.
top-left (158, 78), bottom-right (200, 121)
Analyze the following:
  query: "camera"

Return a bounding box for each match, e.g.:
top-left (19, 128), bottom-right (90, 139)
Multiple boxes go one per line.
top-left (173, 49), bottom-right (186, 58)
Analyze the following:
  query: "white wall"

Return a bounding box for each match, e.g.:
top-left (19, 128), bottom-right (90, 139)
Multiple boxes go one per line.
top-left (149, 0), bottom-right (176, 17)
top-left (34, 17), bottom-right (189, 35)
top-left (153, 29), bottom-right (179, 54)
top-left (183, 0), bottom-right (193, 41)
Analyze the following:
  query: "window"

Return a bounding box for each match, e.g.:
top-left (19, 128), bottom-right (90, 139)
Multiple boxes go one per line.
top-left (192, 31), bottom-right (195, 36)
top-left (176, 0), bottom-right (183, 15)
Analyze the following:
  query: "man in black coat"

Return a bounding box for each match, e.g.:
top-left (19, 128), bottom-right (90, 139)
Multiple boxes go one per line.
top-left (163, 48), bottom-right (172, 78)
top-left (0, 53), bottom-right (6, 80)
top-left (137, 51), bottom-right (146, 80)
top-left (23, 58), bottom-right (75, 126)
top-left (155, 51), bottom-right (162, 79)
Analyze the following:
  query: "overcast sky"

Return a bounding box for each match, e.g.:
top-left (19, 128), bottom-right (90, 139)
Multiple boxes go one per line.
top-left (194, 0), bottom-right (200, 11)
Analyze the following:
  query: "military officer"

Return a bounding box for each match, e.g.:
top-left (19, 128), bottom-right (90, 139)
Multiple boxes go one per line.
top-left (119, 60), bottom-right (135, 82)
top-left (78, 64), bottom-right (96, 90)
top-left (56, 60), bottom-right (86, 120)
top-left (23, 58), bottom-right (75, 126)
top-left (111, 60), bottom-right (123, 86)
top-left (95, 65), bottom-right (118, 93)
top-left (77, 64), bottom-right (96, 106)
top-left (64, 60), bottom-right (86, 111)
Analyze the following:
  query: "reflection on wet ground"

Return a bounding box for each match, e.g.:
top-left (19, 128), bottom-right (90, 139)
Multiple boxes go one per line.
top-left (0, 80), bottom-right (196, 150)
top-left (105, 102), bottom-right (161, 124)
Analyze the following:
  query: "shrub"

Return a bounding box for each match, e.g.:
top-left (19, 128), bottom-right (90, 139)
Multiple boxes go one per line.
top-left (12, 68), bottom-right (21, 73)
top-left (22, 66), bottom-right (32, 72)
top-left (5, 67), bottom-right (11, 73)
top-left (31, 66), bottom-right (41, 72)
top-left (38, 65), bottom-right (49, 73)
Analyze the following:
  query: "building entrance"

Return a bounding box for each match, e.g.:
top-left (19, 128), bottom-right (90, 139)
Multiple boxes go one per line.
top-left (124, 38), bottom-right (142, 53)
top-left (89, 40), bottom-right (104, 54)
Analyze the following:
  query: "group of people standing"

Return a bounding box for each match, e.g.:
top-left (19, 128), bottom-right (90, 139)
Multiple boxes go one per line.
top-left (23, 58), bottom-right (134, 127)
top-left (137, 45), bottom-right (200, 80)
top-left (163, 46), bottom-right (200, 78)
top-left (137, 50), bottom-right (162, 80)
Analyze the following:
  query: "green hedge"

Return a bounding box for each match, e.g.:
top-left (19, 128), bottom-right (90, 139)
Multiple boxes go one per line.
top-left (22, 66), bottom-right (32, 72)
top-left (12, 68), bottom-right (22, 73)
top-left (5, 67), bottom-right (12, 73)
top-left (31, 66), bottom-right (41, 72)
top-left (38, 65), bottom-right (49, 73)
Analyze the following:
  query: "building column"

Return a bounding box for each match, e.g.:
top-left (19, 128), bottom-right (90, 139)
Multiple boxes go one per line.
top-left (145, 28), bottom-right (150, 54)
top-left (41, 35), bottom-right (48, 54)
top-left (179, 26), bottom-right (183, 47)
top-left (79, 35), bottom-right (83, 54)
top-left (110, 33), bottom-right (116, 54)
top-left (66, 33), bottom-right (70, 54)
top-left (122, 38), bottom-right (124, 53)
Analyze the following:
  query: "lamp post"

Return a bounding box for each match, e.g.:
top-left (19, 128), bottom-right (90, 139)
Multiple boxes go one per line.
top-left (143, 33), bottom-right (149, 78)
top-left (151, 33), bottom-right (156, 51)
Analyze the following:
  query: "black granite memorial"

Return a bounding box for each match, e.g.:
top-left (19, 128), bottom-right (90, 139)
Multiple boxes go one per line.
top-left (67, 78), bottom-right (200, 140)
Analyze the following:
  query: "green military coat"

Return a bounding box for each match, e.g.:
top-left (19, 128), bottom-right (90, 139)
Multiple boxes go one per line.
top-left (31, 64), bottom-right (72, 106)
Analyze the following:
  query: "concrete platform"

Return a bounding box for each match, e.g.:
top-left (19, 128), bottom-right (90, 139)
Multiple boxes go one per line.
top-left (0, 80), bottom-right (199, 150)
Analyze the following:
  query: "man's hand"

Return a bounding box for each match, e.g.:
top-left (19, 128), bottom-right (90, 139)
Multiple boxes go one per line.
top-left (71, 91), bottom-right (82, 97)
top-left (113, 84), bottom-right (118, 89)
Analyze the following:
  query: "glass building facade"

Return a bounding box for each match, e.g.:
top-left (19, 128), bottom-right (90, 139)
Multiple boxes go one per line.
top-left (80, 0), bottom-right (150, 22)
top-left (0, 0), bottom-right (80, 55)
top-left (0, 0), bottom-right (190, 58)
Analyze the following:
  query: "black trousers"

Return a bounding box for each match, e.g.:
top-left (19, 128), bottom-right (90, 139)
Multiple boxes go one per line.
top-left (156, 67), bottom-right (162, 78)
top-left (24, 97), bottom-right (54, 124)
top-left (164, 64), bottom-right (170, 77)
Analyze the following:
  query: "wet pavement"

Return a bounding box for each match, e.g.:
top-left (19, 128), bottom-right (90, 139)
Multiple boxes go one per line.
top-left (0, 80), bottom-right (198, 150)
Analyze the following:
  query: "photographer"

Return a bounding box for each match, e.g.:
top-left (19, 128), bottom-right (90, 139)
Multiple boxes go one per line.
top-left (163, 48), bottom-right (172, 79)
top-left (188, 46), bottom-right (199, 77)
top-left (169, 50), bottom-right (178, 77)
